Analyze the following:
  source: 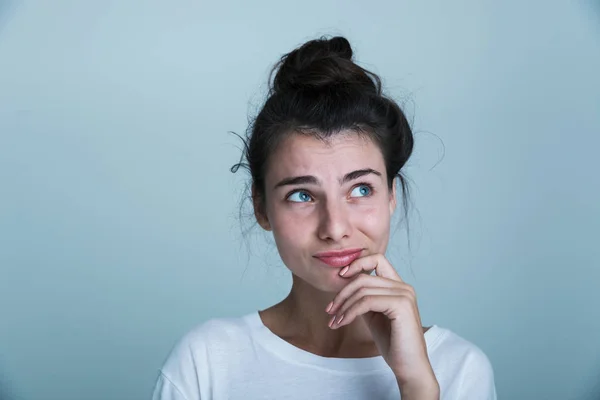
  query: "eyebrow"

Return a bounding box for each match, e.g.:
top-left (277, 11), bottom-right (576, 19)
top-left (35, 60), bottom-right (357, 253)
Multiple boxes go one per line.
top-left (273, 168), bottom-right (382, 189)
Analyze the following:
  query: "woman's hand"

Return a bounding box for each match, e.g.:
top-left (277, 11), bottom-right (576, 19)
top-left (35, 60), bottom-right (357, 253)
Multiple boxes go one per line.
top-left (325, 254), bottom-right (440, 399)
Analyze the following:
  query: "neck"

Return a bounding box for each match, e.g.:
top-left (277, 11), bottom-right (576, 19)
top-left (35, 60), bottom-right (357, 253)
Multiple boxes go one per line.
top-left (260, 274), bottom-right (377, 358)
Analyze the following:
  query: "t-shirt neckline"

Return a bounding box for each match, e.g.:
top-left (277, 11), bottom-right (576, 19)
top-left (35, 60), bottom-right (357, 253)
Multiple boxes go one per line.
top-left (243, 310), bottom-right (443, 374)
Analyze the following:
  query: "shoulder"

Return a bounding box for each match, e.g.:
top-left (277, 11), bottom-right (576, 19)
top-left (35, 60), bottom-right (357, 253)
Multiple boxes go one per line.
top-left (426, 326), bottom-right (497, 399)
top-left (179, 314), bottom-right (252, 348)
top-left (163, 314), bottom-right (254, 368)
top-left (154, 314), bottom-right (255, 400)
top-left (427, 326), bottom-right (490, 360)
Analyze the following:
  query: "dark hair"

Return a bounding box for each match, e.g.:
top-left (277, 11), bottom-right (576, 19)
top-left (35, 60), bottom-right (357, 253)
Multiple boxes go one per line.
top-left (232, 36), bottom-right (414, 227)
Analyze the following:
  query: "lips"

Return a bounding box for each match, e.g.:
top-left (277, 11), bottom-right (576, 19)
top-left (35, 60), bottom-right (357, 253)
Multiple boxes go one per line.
top-left (314, 248), bottom-right (364, 267)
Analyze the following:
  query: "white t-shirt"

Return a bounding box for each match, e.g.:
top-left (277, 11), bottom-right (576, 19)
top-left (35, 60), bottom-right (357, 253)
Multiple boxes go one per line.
top-left (152, 311), bottom-right (496, 400)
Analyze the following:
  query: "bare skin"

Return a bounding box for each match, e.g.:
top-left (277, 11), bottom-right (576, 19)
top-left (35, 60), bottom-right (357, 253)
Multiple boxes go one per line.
top-left (254, 131), bottom-right (439, 398)
top-left (259, 281), bottom-right (430, 359)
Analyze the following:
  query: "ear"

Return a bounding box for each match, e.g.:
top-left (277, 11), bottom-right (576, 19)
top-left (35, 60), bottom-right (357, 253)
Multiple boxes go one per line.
top-left (389, 177), bottom-right (398, 215)
top-left (252, 185), bottom-right (272, 231)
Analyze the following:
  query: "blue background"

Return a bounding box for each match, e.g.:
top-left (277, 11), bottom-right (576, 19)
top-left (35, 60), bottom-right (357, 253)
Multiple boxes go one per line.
top-left (1, 1), bottom-right (599, 399)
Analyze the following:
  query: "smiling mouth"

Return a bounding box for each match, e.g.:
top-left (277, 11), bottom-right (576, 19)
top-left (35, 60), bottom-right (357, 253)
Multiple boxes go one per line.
top-left (313, 249), bottom-right (364, 267)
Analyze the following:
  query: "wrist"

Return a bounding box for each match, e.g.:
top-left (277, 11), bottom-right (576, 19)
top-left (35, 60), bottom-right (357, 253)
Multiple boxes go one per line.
top-left (397, 375), bottom-right (439, 400)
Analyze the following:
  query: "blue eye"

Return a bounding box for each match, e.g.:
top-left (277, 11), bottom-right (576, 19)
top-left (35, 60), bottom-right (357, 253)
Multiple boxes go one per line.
top-left (287, 191), bottom-right (312, 202)
top-left (350, 185), bottom-right (372, 197)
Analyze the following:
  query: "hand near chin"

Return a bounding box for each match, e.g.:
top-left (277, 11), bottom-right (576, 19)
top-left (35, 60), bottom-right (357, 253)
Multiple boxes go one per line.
top-left (325, 254), bottom-right (440, 399)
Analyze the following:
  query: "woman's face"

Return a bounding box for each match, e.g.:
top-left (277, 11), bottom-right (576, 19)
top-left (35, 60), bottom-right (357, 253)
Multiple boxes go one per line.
top-left (256, 131), bottom-right (397, 293)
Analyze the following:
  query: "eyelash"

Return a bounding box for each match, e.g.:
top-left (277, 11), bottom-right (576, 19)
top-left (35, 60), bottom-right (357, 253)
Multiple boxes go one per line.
top-left (285, 182), bottom-right (375, 202)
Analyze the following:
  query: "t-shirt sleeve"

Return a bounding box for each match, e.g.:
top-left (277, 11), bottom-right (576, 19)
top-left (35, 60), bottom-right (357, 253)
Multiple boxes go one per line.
top-left (457, 347), bottom-right (497, 400)
top-left (151, 328), bottom-right (207, 400)
top-left (152, 373), bottom-right (190, 400)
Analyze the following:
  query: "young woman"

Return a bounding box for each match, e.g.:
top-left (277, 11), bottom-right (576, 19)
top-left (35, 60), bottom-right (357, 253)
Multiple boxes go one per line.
top-left (152, 36), bottom-right (496, 400)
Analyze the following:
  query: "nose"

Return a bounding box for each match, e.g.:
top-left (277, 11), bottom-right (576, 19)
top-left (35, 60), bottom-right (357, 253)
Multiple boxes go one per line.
top-left (317, 198), bottom-right (352, 242)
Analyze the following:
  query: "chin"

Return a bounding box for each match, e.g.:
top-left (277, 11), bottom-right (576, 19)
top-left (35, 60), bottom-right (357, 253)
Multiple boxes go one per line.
top-left (308, 271), bottom-right (352, 293)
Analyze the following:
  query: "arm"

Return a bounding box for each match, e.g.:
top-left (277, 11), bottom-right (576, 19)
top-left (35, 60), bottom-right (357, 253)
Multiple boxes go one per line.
top-left (326, 254), bottom-right (440, 400)
top-left (456, 348), bottom-right (497, 400)
top-left (397, 374), bottom-right (440, 400)
top-left (152, 331), bottom-right (205, 400)
top-left (152, 373), bottom-right (190, 400)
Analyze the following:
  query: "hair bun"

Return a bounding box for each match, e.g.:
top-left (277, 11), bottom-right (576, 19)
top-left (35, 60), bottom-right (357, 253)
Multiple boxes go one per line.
top-left (271, 36), bottom-right (379, 94)
top-left (323, 36), bottom-right (353, 60)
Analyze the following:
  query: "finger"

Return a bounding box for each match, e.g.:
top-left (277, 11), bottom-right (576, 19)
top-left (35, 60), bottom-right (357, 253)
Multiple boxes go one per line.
top-left (331, 294), bottom-right (416, 329)
top-left (327, 274), bottom-right (406, 314)
top-left (339, 253), bottom-right (402, 282)
top-left (332, 287), bottom-right (404, 324)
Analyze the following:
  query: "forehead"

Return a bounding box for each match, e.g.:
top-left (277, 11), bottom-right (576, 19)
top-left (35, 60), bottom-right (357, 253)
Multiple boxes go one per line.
top-left (265, 131), bottom-right (385, 181)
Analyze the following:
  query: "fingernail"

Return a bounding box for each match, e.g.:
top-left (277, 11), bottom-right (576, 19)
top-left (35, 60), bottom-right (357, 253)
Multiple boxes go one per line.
top-left (328, 315), bottom-right (336, 328)
top-left (325, 301), bottom-right (333, 313)
top-left (336, 314), bottom-right (344, 325)
top-left (339, 266), bottom-right (349, 276)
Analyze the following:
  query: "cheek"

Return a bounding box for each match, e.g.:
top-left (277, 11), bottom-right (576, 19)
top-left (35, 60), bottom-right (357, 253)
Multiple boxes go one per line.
top-left (354, 202), bottom-right (392, 240)
top-left (269, 205), bottom-right (314, 252)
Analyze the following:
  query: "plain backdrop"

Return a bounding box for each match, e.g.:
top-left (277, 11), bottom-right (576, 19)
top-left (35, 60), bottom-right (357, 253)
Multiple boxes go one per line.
top-left (1, 1), bottom-right (599, 399)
